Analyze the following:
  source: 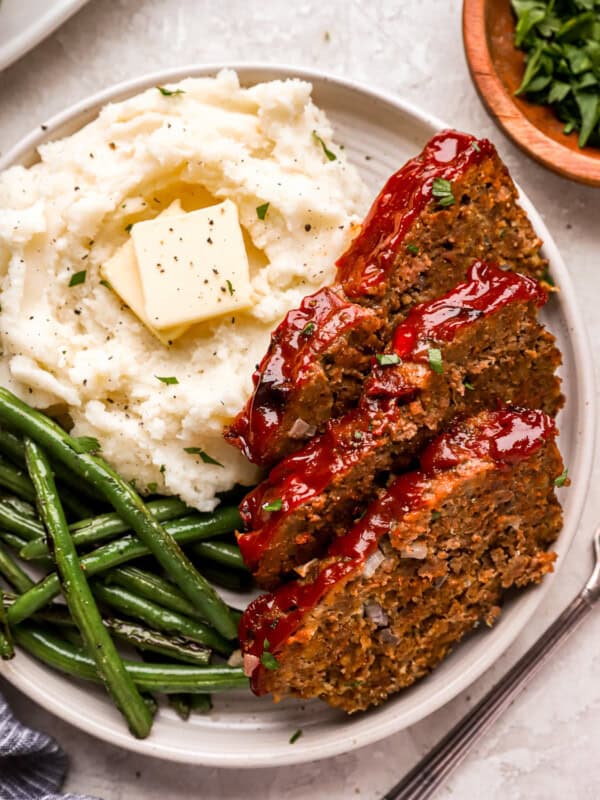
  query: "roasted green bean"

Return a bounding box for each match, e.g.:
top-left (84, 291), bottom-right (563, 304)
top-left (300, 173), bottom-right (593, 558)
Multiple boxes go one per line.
top-left (24, 438), bottom-right (152, 738)
top-left (0, 388), bottom-right (236, 639)
top-left (14, 625), bottom-right (248, 693)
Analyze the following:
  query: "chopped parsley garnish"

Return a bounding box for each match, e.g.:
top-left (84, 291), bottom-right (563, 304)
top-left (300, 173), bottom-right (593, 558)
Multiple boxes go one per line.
top-left (226, 279), bottom-right (235, 296)
top-left (289, 729), bottom-right (303, 744)
top-left (312, 130), bottom-right (337, 161)
top-left (262, 498), bottom-right (283, 513)
top-left (183, 447), bottom-right (224, 467)
top-left (159, 464), bottom-right (166, 474)
top-left (471, 141), bottom-right (481, 153)
top-left (261, 638), bottom-right (280, 671)
top-left (376, 353), bottom-right (401, 366)
top-left (431, 178), bottom-right (455, 208)
top-left (124, 223), bottom-right (133, 233)
top-left (256, 202), bottom-right (270, 220)
top-left (157, 86), bottom-right (185, 96)
top-left (70, 436), bottom-right (101, 454)
top-left (353, 430), bottom-right (363, 441)
top-left (554, 468), bottom-right (569, 487)
top-left (301, 321), bottom-right (317, 337)
top-left (99, 279), bottom-right (113, 290)
top-left (155, 375), bottom-right (179, 385)
top-left (511, 0), bottom-right (600, 148)
top-left (542, 266), bottom-right (556, 287)
top-left (431, 510), bottom-right (441, 522)
top-left (69, 270), bottom-right (87, 287)
top-left (463, 378), bottom-right (475, 391)
top-left (428, 347), bottom-right (444, 374)
top-left (147, 482), bottom-right (158, 493)
top-left (406, 244), bottom-right (420, 255)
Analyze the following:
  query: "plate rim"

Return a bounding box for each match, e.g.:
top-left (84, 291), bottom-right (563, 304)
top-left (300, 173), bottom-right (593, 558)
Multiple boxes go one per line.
top-left (0, 0), bottom-right (89, 74)
top-left (0, 62), bottom-right (595, 767)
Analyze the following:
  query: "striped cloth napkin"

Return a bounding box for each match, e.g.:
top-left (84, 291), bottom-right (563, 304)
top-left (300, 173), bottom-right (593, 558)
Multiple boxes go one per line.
top-left (0, 692), bottom-right (99, 800)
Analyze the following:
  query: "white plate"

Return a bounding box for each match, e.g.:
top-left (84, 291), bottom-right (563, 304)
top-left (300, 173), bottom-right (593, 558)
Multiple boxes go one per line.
top-left (0, 0), bottom-right (88, 72)
top-left (0, 64), bottom-right (595, 768)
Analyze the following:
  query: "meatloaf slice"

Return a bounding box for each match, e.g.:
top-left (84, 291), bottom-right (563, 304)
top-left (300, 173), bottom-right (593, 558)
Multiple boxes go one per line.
top-left (224, 287), bottom-right (381, 466)
top-left (225, 131), bottom-right (548, 469)
top-left (336, 129), bottom-right (547, 321)
top-left (239, 408), bottom-right (564, 712)
top-left (238, 262), bottom-right (562, 588)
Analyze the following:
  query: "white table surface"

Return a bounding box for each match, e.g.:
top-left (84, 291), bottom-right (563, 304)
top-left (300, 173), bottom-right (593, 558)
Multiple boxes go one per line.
top-left (1, 1), bottom-right (599, 798)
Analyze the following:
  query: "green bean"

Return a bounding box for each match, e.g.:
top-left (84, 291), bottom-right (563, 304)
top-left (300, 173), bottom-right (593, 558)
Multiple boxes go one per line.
top-left (33, 605), bottom-right (76, 628)
top-left (168, 694), bottom-right (191, 721)
top-left (24, 439), bottom-right (152, 739)
top-left (104, 617), bottom-right (211, 666)
top-left (14, 625), bottom-right (248, 693)
top-left (7, 506), bottom-right (242, 625)
top-left (0, 591), bottom-right (14, 659)
top-left (2, 593), bottom-right (75, 629)
top-left (22, 498), bottom-right (191, 560)
top-left (202, 564), bottom-right (253, 593)
top-left (0, 500), bottom-right (44, 540)
top-left (0, 389), bottom-right (237, 639)
top-left (192, 541), bottom-right (247, 571)
top-left (0, 455), bottom-right (36, 502)
top-left (0, 531), bottom-right (29, 553)
top-left (106, 566), bottom-right (204, 621)
top-left (0, 428), bottom-right (103, 503)
top-left (142, 693), bottom-right (159, 718)
top-left (229, 608), bottom-right (243, 627)
top-left (0, 542), bottom-right (34, 593)
top-left (71, 497), bottom-right (190, 536)
top-left (92, 582), bottom-right (232, 656)
top-left (0, 631), bottom-right (13, 659)
top-left (1, 495), bottom-right (37, 519)
top-left (0, 430), bottom-right (28, 467)
top-left (189, 693), bottom-right (212, 714)
top-left (0, 459), bottom-right (90, 523)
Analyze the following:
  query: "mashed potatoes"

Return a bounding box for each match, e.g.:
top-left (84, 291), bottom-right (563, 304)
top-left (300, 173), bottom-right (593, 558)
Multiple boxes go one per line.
top-left (0, 70), bottom-right (369, 510)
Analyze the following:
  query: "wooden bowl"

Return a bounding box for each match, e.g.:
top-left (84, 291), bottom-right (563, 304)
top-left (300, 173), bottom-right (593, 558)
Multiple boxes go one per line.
top-left (463, 0), bottom-right (600, 186)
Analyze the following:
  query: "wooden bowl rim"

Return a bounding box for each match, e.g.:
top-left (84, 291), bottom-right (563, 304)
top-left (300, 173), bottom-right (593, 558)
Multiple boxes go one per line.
top-left (462, 0), bottom-right (600, 187)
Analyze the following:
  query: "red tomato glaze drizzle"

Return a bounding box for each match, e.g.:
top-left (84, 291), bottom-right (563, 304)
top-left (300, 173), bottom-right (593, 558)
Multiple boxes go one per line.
top-left (238, 261), bottom-right (547, 569)
top-left (225, 287), bottom-right (376, 466)
top-left (239, 409), bottom-right (556, 694)
top-left (336, 130), bottom-right (495, 298)
top-left (391, 260), bottom-right (547, 359)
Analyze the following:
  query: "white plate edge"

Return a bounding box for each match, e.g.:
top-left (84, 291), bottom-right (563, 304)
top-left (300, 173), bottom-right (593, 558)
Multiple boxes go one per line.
top-left (0, 0), bottom-right (89, 74)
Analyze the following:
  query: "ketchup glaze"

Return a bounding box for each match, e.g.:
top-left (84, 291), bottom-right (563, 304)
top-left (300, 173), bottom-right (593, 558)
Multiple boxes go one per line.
top-left (238, 261), bottom-right (548, 569)
top-left (239, 409), bottom-right (557, 694)
top-left (238, 396), bottom-right (401, 570)
top-left (366, 261), bottom-right (547, 398)
top-left (336, 130), bottom-right (495, 298)
top-left (225, 286), bottom-right (376, 466)
top-left (391, 260), bottom-right (546, 358)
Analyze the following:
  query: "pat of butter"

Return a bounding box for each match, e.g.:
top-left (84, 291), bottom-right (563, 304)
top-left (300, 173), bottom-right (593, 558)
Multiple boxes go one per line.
top-left (101, 201), bottom-right (190, 345)
top-left (132, 199), bottom-right (252, 329)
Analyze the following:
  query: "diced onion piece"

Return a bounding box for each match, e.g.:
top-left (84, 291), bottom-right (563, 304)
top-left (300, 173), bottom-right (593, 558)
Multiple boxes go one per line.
top-left (243, 653), bottom-right (260, 677)
top-left (363, 548), bottom-right (385, 577)
top-left (364, 602), bottom-right (389, 627)
top-left (288, 418), bottom-right (317, 439)
top-left (228, 649), bottom-right (244, 667)
top-left (399, 541), bottom-right (428, 559)
top-left (294, 558), bottom-right (319, 578)
top-left (378, 627), bottom-right (400, 645)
